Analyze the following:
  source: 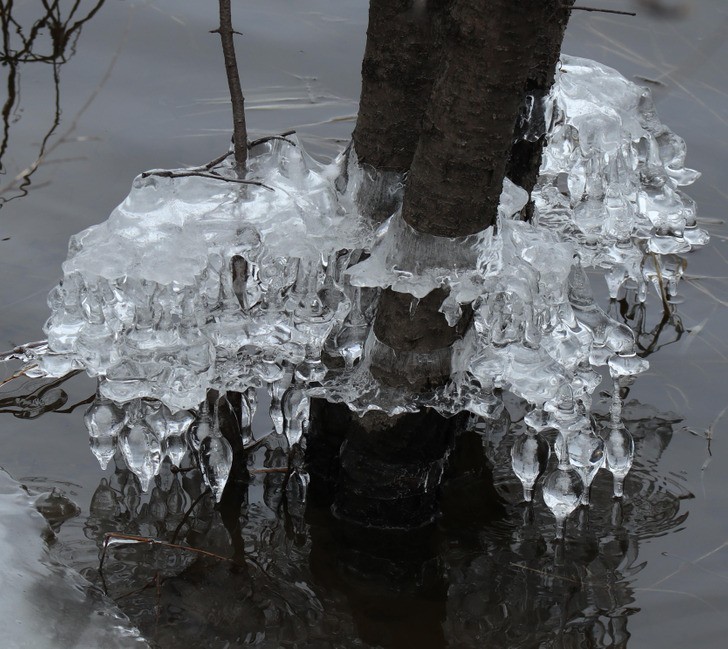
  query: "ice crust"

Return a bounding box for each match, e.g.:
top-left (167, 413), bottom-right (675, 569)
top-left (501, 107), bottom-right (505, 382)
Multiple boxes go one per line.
top-left (0, 470), bottom-right (147, 648)
top-left (28, 56), bottom-right (706, 501)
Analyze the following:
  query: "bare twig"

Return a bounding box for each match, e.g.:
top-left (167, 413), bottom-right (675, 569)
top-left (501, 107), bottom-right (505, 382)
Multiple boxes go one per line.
top-left (0, 366), bottom-right (36, 388)
top-left (249, 129), bottom-right (297, 149)
top-left (101, 531), bottom-right (238, 567)
top-left (140, 169), bottom-right (273, 191)
top-left (170, 488), bottom-right (211, 544)
top-left (213, 0), bottom-right (247, 172)
top-left (99, 530), bottom-right (239, 596)
top-left (571, 6), bottom-right (637, 16)
top-left (202, 150), bottom-right (234, 171)
top-left (649, 252), bottom-right (672, 316)
top-left (249, 467), bottom-right (289, 474)
top-left (0, 340), bottom-right (48, 362)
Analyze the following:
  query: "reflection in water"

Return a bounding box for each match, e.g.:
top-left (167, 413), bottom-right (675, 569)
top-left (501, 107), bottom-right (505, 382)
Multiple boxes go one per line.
top-left (610, 288), bottom-right (686, 359)
top-left (0, 283), bottom-right (695, 647)
top-left (0, 0), bottom-right (106, 206)
top-left (69, 396), bottom-right (687, 649)
top-left (0, 371), bottom-right (92, 418)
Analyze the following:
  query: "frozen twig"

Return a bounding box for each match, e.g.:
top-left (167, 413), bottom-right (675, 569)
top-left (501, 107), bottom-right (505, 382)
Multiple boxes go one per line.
top-left (249, 130), bottom-right (297, 149)
top-left (140, 169), bottom-right (273, 191)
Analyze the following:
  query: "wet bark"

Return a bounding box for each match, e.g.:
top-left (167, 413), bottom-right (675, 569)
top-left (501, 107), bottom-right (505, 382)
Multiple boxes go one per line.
top-left (370, 288), bottom-right (471, 390)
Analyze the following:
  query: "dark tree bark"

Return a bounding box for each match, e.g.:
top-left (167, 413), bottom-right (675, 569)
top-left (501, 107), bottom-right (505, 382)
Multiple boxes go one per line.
top-left (401, 0), bottom-right (572, 237)
top-left (352, 0), bottom-right (449, 174)
top-left (215, 0), bottom-right (248, 172)
top-left (345, 0), bottom-right (449, 223)
top-left (506, 1), bottom-right (575, 205)
top-left (371, 1), bottom-right (574, 385)
top-left (308, 0), bottom-right (576, 529)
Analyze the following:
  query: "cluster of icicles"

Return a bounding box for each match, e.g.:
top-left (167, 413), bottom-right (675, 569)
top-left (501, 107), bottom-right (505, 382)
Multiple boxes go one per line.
top-left (81, 375), bottom-right (633, 538)
top-left (5, 56), bottom-right (707, 533)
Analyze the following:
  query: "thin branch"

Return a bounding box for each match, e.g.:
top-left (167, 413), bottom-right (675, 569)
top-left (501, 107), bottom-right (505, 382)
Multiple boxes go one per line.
top-left (249, 467), bottom-right (289, 474)
top-left (0, 365), bottom-right (36, 388)
top-left (140, 169), bottom-right (273, 191)
top-left (170, 488), bottom-right (211, 544)
top-left (214, 0), bottom-right (247, 172)
top-left (98, 530), bottom-right (240, 596)
top-left (571, 5), bottom-right (637, 16)
top-left (248, 129), bottom-right (297, 149)
top-left (202, 150), bottom-right (233, 171)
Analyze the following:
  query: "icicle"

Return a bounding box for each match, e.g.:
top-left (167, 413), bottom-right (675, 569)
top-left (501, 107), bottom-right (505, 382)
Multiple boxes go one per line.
top-left (84, 396), bottom-right (126, 470)
top-left (510, 428), bottom-right (550, 502)
top-left (564, 426), bottom-right (605, 506)
top-left (281, 386), bottom-right (310, 448)
top-left (119, 421), bottom-right (161, 492)
top-left (188, 398), bottom-right (213, 452)
top-left (603, 425), bottom-right (634, 498)
top-left (198, 395), bottom-right (233, 502)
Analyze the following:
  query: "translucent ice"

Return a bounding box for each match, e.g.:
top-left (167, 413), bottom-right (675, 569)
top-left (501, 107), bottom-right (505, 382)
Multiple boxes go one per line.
top-left (536, 55), bottom-right (707, 299)
top-left (510, 429), bottom-right (550, 502)
top-left (543, 434), bottom-right (584, 539)
top-left (9, 56), bottom-right (707, 508)
top-left (0, 470), bottom-right (147, 648)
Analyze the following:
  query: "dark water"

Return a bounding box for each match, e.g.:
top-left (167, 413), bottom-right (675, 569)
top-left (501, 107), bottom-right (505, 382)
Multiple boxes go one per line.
top-left (1, 1), bottom-right (727, 647)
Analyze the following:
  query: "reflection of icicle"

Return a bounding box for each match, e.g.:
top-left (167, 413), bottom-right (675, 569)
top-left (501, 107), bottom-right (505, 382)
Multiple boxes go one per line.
top-left (542, 433), bottom-right (584, 539)
top-left (603, 381), bottom-right (635, 498)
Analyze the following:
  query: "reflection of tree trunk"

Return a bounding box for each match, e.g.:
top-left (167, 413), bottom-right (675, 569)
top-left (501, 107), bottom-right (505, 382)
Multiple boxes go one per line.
top-left (311, 1), bottom-right (576, 529)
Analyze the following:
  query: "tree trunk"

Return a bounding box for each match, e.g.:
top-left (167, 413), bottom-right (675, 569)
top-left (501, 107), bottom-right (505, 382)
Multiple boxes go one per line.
top-left (506, 1), bottom-right (575, 207)
top-left (401, 0), bottom-right (570, 237)
top-left (372, 0), bottom-right (573, 385)
top-left (309, 1), bottom-right (576, 529)
top-left (352, 0), bottom-right (449, 174)
top-left (345, 0), bottom-right (449, 223)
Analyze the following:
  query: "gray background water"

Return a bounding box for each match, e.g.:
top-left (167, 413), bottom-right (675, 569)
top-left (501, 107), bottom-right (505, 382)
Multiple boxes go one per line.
top-left (0, 1), bottom-right (727, 647)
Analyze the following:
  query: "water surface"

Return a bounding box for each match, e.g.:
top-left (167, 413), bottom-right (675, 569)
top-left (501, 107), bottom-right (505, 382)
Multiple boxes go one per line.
top-left (1, 1), bottom-right (727, 647)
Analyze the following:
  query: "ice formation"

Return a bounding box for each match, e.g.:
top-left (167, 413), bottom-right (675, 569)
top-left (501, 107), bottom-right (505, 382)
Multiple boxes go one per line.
top-left (0, 470), bottom-right (147, 648)
top-left (7, 57), bottom-right (706, 524)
